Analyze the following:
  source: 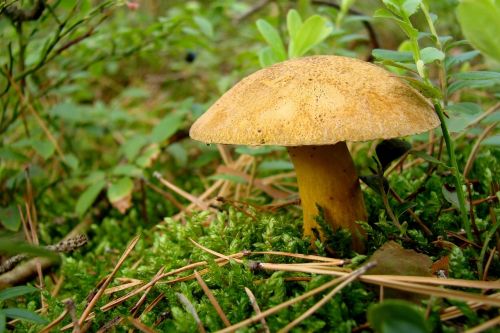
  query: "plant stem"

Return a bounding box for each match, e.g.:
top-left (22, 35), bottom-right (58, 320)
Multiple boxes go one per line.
top-left (433, 102), bottom-right (471, 239)
top-left (420, 2), bottom-right (470, 240)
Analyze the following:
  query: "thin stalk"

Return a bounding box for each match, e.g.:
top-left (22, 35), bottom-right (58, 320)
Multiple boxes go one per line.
top-left (404, 3), bottom-right (470, 240)
top-left (433, 102), bottom-right (470, 239)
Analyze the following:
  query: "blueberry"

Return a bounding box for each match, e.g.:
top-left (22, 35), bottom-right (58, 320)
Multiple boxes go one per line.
top-left (185, 51), bottom-right (196, 63)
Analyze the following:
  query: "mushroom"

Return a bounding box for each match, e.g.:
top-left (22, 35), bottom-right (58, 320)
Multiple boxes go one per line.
top-left (190, 56), bottom-right (439, 251)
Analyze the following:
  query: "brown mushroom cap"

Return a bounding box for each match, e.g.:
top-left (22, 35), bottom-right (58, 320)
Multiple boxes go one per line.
top-left (190, 55), bottom-right (440, 145)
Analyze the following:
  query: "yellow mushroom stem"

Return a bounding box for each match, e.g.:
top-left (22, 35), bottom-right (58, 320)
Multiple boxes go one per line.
top-left (287, 142), bottom-right (367, 252)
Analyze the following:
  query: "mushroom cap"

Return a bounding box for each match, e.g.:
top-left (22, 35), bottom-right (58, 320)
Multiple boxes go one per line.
top-left (190, 55), bottom-right (440, 146)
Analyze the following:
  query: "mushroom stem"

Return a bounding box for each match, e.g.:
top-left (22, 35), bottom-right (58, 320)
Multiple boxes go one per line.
top-left (287, 142), bottom-right (367, 252)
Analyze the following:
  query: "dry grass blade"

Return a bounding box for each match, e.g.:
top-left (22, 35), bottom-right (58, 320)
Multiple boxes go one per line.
top-left (244, 287), bottom-right (270, 333)
top-left (465, 315), bottom-right (500, 333)
top-left (279, 262), bottom-right (376, 333)
top-left (177, 292), bottom-right (206, 333)
top-left (194, 270), bottom-right (231, 327)
top-left (127, 316), bottom-right (158, 333)
top-left (77, 235), bottom-right (140, 326)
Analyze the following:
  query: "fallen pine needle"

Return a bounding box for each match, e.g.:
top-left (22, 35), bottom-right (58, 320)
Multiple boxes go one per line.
top-left (465, 315), bottom-right (500, 333)
top-left (194, 270), bottom-right (231, 327)
top-left (215, 274), bottom-right (353, 332)
top-left (154, 172), bottom-right (209, 210)
top-left (279, 262), bottom-right (376, 333)
top-left (245, 287), bottom-right (270, 333)
top-left (100, 253), bottom-right (246, 312)
top-left (78, 235), bottom-right (140, 326)
top-left (39, 308), bottom-right (68, 333)
top-left (177, 292), bottom-right (206, 333)
top-left (127, 316), bottom-right (157, 333)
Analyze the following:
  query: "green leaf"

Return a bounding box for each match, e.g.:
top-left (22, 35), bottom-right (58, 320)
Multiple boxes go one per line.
top-left (257, 160), bottom-right (294, 172)
top-left (482, 134), bottom-right (500, 146)
top-left (402, 77), bottom-right (442, 99)
top-left (382, 0), bottom-right (422, 17)
top-left (75, 180), bottom-right (106, 216)
top-left (452, 71), bottom-right (500, 81)
top-left (368, 300), bottom-right (429, 333)
top-left (372, 49), bottom-right (413, 62)
top-left (32, 141), bottom-right (55, 160)
top-left (289, 15), bottom-right (332, 58)
top-left (194, 16), bottom-right (214, 39)
top-left (360, 175), bottom-right (389, 195)
top-left (376, 139), bottom-right (412, 171)
top-left (420, 47), bottom-right (444, 63)
top-left (442, 185), bottom-right (470, 210)
top-left (208, 174), bottom-right (247, 184)
top-left (410, 151), bottom-right (447, 167)
top-left (63, 154), bottom-right (79, 171)
top-left (444, 50), bottom-right (480, 70)
top-left (373, 8), bottom-right (399, 20)
top-left (0, 286), bottom-right (38, 301)
top-left (258, 47), bottom-right (280, 67)
top-left (150, 112), bottom-right (184, 144)
top-left (112, 164), bottom-right (143, 177)
top-left (0, 205), bottom-right (21, 231)
top-left (135, 144), bottom-right (160, 168)
top-left (0, 239), bottom-right (59, 261)
top-left (2, 308), bottom-right (47, 324)
top-left (454, 78), bottom-right (497, 95)
top-left (107, 177), bottom-right (134, 203)
top-left (445, 102), bottom-right (483, 133)
top-left (121, 135), bottom-right (149, 161)
top-left (0, 148), bottom-right (28, 163)
top-left (448, 74), bottom-right (499, 94)
top-left (167, 143), bottom-right (188, 167)
top-left (235, 146), bottom-right (286, 156)
top-left (0, 311), bottom-right (5, 333)
top-left (256, 19), bottom-right (287, 62)
top-left (457, 0), bottom-right (500, 62)
top-left (287, 9), bottom-right (303, 40)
